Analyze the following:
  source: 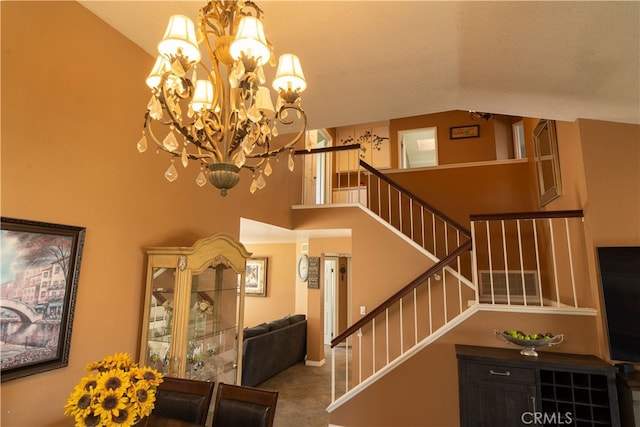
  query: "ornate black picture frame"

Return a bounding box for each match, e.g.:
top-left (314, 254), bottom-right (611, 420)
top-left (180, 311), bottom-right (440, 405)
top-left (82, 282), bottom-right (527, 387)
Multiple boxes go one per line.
top-left (0, 217), bottom-right (86, 382)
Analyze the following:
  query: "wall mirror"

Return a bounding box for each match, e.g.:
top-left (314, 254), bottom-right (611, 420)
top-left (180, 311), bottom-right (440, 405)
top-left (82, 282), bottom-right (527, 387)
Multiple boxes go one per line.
top-left (533, 119), bottom-right (562, 206)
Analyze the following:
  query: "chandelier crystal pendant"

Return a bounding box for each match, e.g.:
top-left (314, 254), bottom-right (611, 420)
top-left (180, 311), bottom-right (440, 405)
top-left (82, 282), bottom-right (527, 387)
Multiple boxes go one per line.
top-left (137, 0), bottom-right (308, 196)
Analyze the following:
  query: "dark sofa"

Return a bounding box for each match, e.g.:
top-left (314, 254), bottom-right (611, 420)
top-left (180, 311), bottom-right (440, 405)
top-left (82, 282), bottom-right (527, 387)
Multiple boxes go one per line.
top-left (241, 314), bottom-right (307, 387)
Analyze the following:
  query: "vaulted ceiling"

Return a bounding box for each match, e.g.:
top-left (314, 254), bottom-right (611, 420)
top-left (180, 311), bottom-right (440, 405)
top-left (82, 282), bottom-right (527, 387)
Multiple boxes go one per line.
top-left (80, 1), bottom-right (640, 130)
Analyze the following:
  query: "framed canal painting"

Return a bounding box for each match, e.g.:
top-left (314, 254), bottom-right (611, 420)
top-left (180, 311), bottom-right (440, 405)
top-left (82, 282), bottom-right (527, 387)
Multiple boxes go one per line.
top-left (0, 217), bottom-right (85, 382)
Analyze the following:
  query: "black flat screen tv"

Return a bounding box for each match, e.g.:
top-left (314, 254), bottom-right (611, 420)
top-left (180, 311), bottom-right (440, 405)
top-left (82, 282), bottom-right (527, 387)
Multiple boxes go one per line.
top-left (597, 246), bottom-right (640, 363)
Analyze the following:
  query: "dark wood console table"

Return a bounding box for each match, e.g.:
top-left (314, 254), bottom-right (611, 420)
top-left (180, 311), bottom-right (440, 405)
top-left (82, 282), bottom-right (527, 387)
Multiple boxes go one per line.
top-left (456, 344), bottom-right (625, 426)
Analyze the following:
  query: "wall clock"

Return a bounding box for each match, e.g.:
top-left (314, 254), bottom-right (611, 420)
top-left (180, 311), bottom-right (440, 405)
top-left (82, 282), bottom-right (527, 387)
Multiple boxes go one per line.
top-left (297, 254), bottom-right (309, 281)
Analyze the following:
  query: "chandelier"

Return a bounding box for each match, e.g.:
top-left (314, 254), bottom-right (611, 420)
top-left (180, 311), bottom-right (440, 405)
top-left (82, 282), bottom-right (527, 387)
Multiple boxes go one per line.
top-left (137, 0), bottom-right (308, 196)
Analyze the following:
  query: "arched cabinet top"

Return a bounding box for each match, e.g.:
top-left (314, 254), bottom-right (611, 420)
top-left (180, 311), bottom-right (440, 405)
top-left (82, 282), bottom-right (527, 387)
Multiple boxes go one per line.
top-left (145, 233), bottom-right (252, 274)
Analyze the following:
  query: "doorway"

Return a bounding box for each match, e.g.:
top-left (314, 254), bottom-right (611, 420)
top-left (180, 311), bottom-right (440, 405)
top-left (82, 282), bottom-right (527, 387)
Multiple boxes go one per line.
top-left (303, 129), bottom-right (333, 205)
top-left (323, 257), bottom-right (337, 346)
top-left (323, 255), bottom-right (350, 347)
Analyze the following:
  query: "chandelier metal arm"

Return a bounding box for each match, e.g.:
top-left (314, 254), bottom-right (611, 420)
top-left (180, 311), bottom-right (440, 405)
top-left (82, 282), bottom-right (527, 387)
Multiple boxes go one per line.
top-left (143, 112), bottom-right (218, 163)
top-left (200, 112), bottom-right (225, 158)
top-left (246, 104), bottom-right (307, 160)
top-left (158, 74), bottom-right (193, 133)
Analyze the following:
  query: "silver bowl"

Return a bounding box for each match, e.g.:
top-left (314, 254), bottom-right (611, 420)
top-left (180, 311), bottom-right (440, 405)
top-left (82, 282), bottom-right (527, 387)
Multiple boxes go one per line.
top-left (494, 330), bottom-right (564, 356)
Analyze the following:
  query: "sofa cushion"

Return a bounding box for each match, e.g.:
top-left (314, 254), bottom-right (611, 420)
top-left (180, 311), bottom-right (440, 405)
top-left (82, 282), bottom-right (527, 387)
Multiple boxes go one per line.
top-left (243, 323), bottom-right (269, 339)
top-left (268, 318), bottom-right (290, 331)
top-left (287, 314), bottom-right (306, 324)
top-left (242, 318), bottom-right (307, 387)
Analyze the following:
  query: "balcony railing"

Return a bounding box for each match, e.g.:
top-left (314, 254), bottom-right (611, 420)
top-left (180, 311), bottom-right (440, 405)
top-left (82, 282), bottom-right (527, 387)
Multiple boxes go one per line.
top-left (470, 210), bottom-right (589, 308)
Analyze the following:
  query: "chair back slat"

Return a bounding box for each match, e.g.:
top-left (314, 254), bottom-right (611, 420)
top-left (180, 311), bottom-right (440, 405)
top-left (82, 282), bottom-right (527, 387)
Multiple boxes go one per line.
top-left (212, 383), bottom-right (278, 427)
top-left (154, 377), bottom-right (215, 425)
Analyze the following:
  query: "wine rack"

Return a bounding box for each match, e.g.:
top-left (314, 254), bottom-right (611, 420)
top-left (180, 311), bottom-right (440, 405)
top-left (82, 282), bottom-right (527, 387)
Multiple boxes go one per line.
top-left (540, 370), bottom-right (612, 426)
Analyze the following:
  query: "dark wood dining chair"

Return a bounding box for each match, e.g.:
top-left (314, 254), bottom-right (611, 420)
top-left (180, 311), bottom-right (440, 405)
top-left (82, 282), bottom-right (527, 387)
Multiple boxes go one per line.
top-left (153, 377), bottom-right (215, 426)
top-left (211, 383), bottom-right (279, 427)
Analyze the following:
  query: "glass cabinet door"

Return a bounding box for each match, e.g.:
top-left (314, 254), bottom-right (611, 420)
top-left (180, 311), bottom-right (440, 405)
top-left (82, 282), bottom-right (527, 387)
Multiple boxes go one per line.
top-left (186, 264), bottom-right (240, 383)
top-left (145, 267), bottom-right (176, 373)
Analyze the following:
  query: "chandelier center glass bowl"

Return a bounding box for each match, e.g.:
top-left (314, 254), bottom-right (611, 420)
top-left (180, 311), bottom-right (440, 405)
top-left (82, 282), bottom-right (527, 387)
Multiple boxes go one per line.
top-left (137, 0), bottom-right (308, 196)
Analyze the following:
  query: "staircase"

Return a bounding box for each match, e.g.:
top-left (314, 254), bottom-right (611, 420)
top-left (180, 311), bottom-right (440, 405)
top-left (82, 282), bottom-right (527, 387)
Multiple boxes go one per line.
top-left (295, 146), bottom-right (596, 414)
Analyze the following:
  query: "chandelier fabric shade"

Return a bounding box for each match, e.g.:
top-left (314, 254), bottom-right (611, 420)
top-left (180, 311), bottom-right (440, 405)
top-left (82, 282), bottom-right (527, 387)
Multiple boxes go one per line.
top-left (273, 54), bottom-right (307, 94)
top-left (145, 56), bottom-right (167, 89)
top-left (157, 15), bottom-right (201, 63)
top-left (229, 16), bottom-right (270, 66)
top-left (138, 0), bottom-right (308, 196)
top-left (255, 86), bottom-right (276, 118)
top-left (191, 80), bottom-right (214, 112)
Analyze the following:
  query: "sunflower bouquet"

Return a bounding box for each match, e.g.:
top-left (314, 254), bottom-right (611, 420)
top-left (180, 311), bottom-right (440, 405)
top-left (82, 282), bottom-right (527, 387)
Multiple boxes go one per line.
top-left (64, 352), bottom-right (163, 427)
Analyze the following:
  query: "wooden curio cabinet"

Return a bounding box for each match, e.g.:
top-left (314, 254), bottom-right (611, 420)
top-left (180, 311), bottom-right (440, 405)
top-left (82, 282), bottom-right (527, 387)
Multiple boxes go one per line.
top-left (139, 234), bottom-right (251, 384)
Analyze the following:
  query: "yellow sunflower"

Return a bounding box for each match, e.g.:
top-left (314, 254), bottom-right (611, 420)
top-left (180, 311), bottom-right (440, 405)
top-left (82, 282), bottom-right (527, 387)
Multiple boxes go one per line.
top-left (134, 366), bottom-right (163, 387)
top-left (86, 352), bottom-right (134, 372)
top-left (66, 352), bottom-right (163, 426)
top-left (74, 412), bottom-right (101, 427)
top-left (98, 368), bottom-right (131, 394)
top-left (94, 389), bottom-right (129, 424)
top-left (77, 373), bottom-right (99, 392)
top-left (109, 405), bottom-right (137, 426)
top-left (64, 384), bottom-right (95, 419)
top-left (129, 381), bottom-right (156, 417)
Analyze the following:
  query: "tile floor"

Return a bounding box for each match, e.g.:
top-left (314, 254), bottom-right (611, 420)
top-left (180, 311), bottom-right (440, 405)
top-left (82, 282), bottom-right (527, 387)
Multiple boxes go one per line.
top-left (258, 346), bottom-right (347, 427)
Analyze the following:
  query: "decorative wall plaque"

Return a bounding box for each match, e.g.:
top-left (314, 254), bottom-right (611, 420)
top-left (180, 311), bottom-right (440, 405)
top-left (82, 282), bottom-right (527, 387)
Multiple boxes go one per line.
top-left (307, 257), bottom-right (321, 289)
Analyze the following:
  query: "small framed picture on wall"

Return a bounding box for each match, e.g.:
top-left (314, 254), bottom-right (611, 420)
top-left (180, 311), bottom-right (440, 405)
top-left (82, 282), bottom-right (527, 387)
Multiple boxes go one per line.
top-left (245, 257), bottom-right (268, 297)
top-left (449, 125), bottom-right (480, 139)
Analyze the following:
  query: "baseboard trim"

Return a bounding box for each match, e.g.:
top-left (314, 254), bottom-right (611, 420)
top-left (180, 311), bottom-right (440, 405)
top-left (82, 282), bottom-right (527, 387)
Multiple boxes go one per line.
top-left (306, 358), bottom-right (325, 367)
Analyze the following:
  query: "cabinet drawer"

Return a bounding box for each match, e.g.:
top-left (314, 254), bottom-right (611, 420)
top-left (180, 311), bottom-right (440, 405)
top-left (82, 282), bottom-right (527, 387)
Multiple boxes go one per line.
top-left (465, 362), bottom-right (536, 383)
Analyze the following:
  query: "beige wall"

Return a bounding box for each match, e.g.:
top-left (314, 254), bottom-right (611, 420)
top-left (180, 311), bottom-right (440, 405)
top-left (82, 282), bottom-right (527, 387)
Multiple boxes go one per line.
top-left (243, 243), bottom-right (297, 328)
top-left (387, 160), bottom-right (536, 226)
top-left (390, 111), bottom-right (498, 167)
top-left (0, 3), bottom-right (302, 426)
top-left (294, 207), bottom-right (437, 365)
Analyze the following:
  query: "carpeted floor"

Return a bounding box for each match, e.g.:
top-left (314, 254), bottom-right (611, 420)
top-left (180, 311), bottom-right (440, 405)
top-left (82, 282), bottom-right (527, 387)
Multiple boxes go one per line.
top-left (258, 346), bottom-right (347, 427)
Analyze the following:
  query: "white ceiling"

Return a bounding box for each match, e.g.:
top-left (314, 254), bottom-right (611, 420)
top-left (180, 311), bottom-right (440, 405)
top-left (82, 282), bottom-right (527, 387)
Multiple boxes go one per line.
top-left (79, 1), bottom-right (640, 130)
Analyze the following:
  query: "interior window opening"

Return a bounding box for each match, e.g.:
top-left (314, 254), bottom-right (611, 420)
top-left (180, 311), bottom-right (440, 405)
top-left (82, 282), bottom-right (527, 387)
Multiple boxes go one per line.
top-left (399, 127), bottom-right (438, 169)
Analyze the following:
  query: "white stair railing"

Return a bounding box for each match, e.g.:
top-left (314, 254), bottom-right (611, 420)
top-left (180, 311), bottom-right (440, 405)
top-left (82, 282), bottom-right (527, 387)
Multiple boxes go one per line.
top-left (329, 210), bottom-right (592, 405)
top-left (470, 210), bottom-right (588, 308)
top-left (330, 243), bottom-right (473, 403)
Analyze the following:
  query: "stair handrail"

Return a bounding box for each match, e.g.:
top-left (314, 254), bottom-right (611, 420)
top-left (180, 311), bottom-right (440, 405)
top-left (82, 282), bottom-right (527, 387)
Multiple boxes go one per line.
top-left (293, 143), bottom-right (361, 156)
top-left (470, 209), bottom-right (584, 221)
top-left (359, 160), bottom-right (471, 238)
top-left (330, 239), bottom-right (472, 348)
